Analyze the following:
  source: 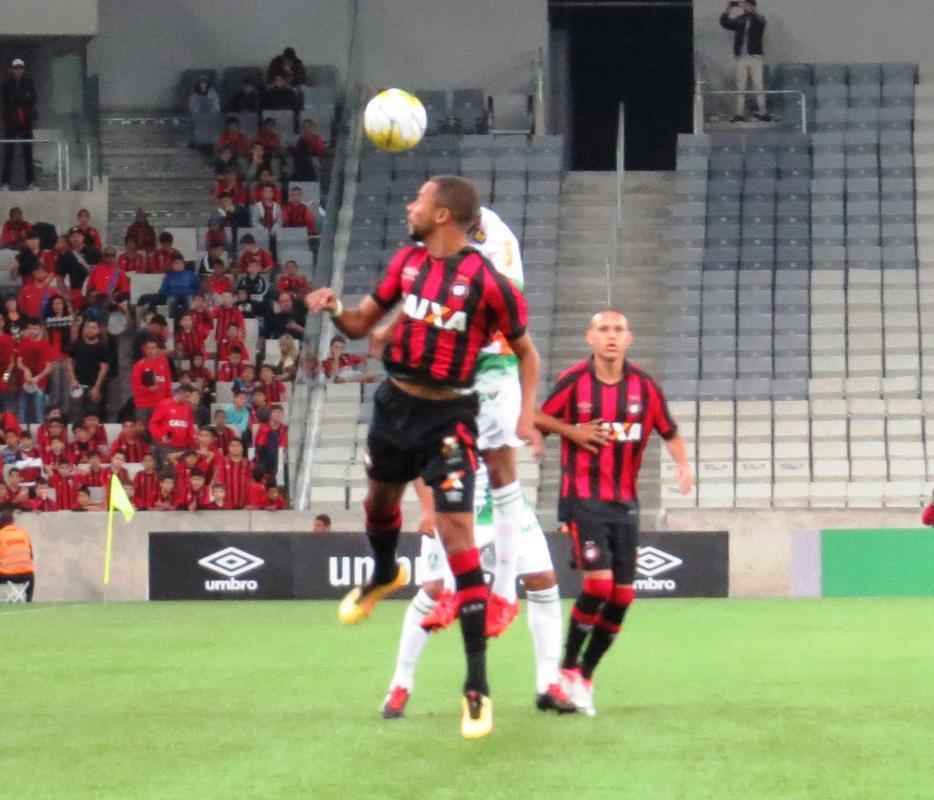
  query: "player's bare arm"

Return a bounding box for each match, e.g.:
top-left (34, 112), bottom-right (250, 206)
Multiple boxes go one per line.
top-left (663, 434), bottom-right (694, 495)
top-left (305, 289), bottom-right (387, 340)
top-left (510, 332), bottom-right (541, 448)
top-left (534, 410), bottom-right (610, 454)
top-left (369, 308), bottom-right (403, 357)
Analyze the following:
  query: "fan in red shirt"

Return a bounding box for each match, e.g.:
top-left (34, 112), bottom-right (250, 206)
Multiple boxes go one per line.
top-left (173, 312), bottom-right (206, 360)
top-left (217, 438), bottom-right (252, 509)
top-left (194, 428), bottom-right (224, 483)
top-left (217, 323), bottom-right (250, 363)
top-left (78, 452), bottom-right (108, 490)
top-left (206, 263), bottom-right (234, 298)
top-left (245, 468), bottom-right (269, 509)
top-left (188, 353), bottom-right (215, 389)
top-left (110, 419), bottom-right (151, 463)
top-left (17, 266), bottom-right (60, 322)
top-left (5, 469), bottom-right (32, 510)
top-left (212, 410), bottom-right (235, 452)
top-left (216, 350), bottom-right (246, 383)
top-left (82, 413), bottom-right (109, 452)
top-left (85, 247), bottom-right (131, 304)
top-left (17, 319), bottom-right (57, 420)
top-left (75, 209), bottom-right (103, 251)
top-left (275, 259), bottom-right (312, 297)
top-left (131, 339), bottom-right (173, 420)
top-left (189, 295), bottom-right (215, 340)
top-left (13, 432), bottom-right (43, 485)
top-left (42, 434), bottom-right (71, 468)
top-left (253, 118), bottom-right (282, 155)
top-left (281, 185), bottom-right (319, 235)
top-left (118, 238), bottom-right (149, 273)
top-left (216, 117), bottom-right (250, 157)
top-left (68, 425), bottom-right (95, 464)
top-left (211, 293), bottom-right (245, 341)
top-left (214, 170), bottom-right (248, 206)
top-left (102, 453), bottom-right (131, 505)
top-left (535, 310), bottom-right (693, 712)
top-left (148, 233), bottom-right (184, 274)
top-left (178, 469), bottom-right (213, 511)
top-left (132, 453), bottom-right (161, 509)
top-left (1, 207), bottom-right (32, 249)
top-left (29, 480), bottom-right (58, 511)
top-left (236, 234), bottom-right (275, 273)
top-left (303, 176), bottom-right (540, 729)
top-left (321, 335), bottom-right (368, 381)
top-left (256, 365), bottom-right (286, 402)
top-left (125, 209), bottom-right (157, 252)
top-left (264, 485), bottom-right (287, 510)
top-left (49, 464), bottom-right (80, 510)
top-left (152, 475), bottom-right (179, 510)
top-left (149, 383), bottom-right (197, 454)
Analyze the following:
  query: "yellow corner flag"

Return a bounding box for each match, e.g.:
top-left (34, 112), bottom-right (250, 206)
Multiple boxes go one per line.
top-left (104, 475), bottom-right (136, 585)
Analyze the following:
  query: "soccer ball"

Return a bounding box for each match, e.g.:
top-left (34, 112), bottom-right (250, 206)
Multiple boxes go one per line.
top-left (364, 89), bottom-right (427, 153)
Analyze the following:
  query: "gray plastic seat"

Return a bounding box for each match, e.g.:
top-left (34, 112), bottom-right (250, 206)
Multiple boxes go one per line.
top-left (452, 89), bottom-right (487, 133)
top-left (414, 90), bottom-right (449, 134)
top-left (698, 379), bottom-right (735, 400)
top-left (489, 94), bottom-right (533, 135)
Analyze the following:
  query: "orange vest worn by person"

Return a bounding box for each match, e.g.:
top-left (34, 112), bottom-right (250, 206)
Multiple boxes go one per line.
top-left (0, 524), bottom-right (35, 575)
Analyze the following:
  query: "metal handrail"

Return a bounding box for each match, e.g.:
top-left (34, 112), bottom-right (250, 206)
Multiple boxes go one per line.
top-left (0, 137), bottom-right (64, 190)
top-left (694, 88), bottom-right (808, 134)
top-left (535, 45), bottom-right (546, 135)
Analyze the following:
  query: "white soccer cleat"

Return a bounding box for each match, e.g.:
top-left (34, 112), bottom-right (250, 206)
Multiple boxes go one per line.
top-left (565, 669), bottom-right (596, 717)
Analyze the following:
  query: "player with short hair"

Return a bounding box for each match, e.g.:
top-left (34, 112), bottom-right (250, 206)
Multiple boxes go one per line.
top-left (305, 175), bottom-right (540, 739)
top-left (535, 310), bottom-right (693, 715)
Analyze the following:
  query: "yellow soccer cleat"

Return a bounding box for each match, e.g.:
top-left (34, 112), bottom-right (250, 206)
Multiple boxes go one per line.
top-left (337, 562), bottom-right (411, 625)
top-left (461, 691), bottom-right (493, 739)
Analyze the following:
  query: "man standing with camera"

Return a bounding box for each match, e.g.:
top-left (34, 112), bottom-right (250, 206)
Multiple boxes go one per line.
top-left (720, 0), bottom-right (770, 123)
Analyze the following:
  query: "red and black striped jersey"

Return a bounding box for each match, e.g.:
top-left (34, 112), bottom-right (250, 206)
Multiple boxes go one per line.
top-left (133, 470), bottom-right (161, 510)
top-left (371, 245), bottom-right (527, 389)
top-left (110, 434), bottom-right (151, 464)
top-left (541, 358), bottom-right (677, 505)
top-left (217, 456), bottom-right (252, 509)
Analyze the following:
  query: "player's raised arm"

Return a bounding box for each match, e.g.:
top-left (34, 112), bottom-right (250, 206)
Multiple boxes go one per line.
top-left (304, 289), bottom-right (387, 340)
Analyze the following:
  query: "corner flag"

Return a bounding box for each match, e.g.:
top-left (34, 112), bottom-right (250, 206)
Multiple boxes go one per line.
top-left (104, 475), bottom-right (135, 585)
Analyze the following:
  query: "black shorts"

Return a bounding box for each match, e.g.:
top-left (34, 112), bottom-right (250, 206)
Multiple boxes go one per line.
top-left (0, 571), bottom-right (35, 602)
top-left (564, 499), bottom-right (639, 583)
top-left (366, 379), bottom-right (479, 513)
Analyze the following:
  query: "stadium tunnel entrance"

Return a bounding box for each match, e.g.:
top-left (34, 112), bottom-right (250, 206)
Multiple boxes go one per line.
top-left (550, 0), bottom-right (694, 171)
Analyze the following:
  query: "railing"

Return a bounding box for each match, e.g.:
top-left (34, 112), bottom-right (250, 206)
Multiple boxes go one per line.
top-left (535, 46), bottom-right (546, 135)
top-left (610, 101), bottom-right (625, 307)
top-left (0, 138), bottom-right (65, 190)
top-left (693, 89), bottom-right (809, 134)
top-left (0, 136), bottom-right (95, 191)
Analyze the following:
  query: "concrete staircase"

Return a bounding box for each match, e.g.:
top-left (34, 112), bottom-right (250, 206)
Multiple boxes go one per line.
top-left (537, 170), bottom-right (675, 530)
top-left (100, 113), bottom-right (217, 241)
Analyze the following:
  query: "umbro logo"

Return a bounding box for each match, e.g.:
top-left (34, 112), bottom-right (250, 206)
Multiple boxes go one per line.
top-left (636, 546), bottom-right (683, 578)
top-left (198, 547), bottom-right (265, 578)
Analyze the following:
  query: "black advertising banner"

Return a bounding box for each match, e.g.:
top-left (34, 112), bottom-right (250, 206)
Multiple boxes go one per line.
top-left (149, 531), bottom-right (729, 600)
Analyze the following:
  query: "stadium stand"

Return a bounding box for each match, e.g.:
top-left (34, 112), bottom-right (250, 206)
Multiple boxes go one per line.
top-left (660, 62), bottom-right (929, 511)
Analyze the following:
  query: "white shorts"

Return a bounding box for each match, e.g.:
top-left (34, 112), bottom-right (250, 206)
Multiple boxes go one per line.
top-left (416, 503), bottom-right (554, 586)
top-left (475, 371), bottom-right (524, 451)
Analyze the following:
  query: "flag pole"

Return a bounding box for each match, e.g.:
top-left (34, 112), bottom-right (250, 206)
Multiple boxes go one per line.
top-left (103, 504), bottom-right (115, 585)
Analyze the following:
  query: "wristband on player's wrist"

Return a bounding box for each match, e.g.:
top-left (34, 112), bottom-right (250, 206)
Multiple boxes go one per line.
top-left (328, 299), bottom-right (344, 318)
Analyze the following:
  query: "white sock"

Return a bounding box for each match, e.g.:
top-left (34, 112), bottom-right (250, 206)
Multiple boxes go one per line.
top-left (491, 480), bottom-right (523, 602)
top-left (389, 589), bottom-right (435, 691)
top-left (526, 585), bottom-right (563, 694)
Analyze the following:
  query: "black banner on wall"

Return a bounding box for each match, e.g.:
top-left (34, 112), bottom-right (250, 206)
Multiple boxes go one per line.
top-left (149, 531), bottom-right (729, 600)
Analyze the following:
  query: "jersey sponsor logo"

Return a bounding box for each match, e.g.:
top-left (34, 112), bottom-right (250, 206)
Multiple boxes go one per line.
top-left (402, 294), bottom-right (467, 332)
top-left (168, 419), bottom-right (190, 428)
top-left (602, 421), bottom-right (642, 442)
top-left (576, 401), bottom-right (592, 414)
top-left (403, 265), bottom-right (420, 282)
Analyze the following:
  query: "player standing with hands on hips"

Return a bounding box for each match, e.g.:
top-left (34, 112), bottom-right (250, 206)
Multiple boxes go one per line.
top-left (535, 310), bottom-right (693, 715)
top-left (305, 175), bottom-right (540, 739)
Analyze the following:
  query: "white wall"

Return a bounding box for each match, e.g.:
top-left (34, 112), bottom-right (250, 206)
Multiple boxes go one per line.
top-left (2, 0), bottom-right (98, 36)
top-left (87, 0), bottom-right (352, 109)
top-left (87, 0), bottom-right (548, 110)
top-left (695, 0), bottom-right (934, 89)
top-left (356, 0), bottom-right (547, 93)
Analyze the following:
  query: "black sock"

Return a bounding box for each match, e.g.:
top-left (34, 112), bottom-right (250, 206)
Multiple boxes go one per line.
top-left (562, 592), bottom-right (603, 670)
top-left (580, 601), bottom-right (626, 679)
top-left (366, 530), bottom-right (400, 585)
top-left (453, 559), bottom-right (489, 695)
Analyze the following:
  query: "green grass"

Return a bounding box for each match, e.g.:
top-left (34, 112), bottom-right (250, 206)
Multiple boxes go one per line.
top-left (3, 599), bottom-right (933, 800)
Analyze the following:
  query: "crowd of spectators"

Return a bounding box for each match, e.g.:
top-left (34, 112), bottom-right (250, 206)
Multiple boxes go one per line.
top-left (0, 191), bottom-right (312, 513)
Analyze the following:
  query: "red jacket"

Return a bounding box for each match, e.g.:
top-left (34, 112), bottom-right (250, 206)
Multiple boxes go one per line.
top-left (17, 281), bottom-right (59, 318)
top-left (923, 504), bottom-right (934, 526)
top-left (86, 264), bottom-right (130, 298)
top-left (282, 201), bottom-right (317, 234)
top-left (149, 398), bottom-right (196, 448)
top-left (133, 470), bottom-right (161, 510)
top-left (131, 355), bottom-right (173, 409)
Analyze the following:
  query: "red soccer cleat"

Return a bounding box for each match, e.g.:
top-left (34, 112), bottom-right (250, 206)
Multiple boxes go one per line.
top-left (381, 685), bottom-right (410, 719)
top-left (420, 590), bottom-right (458, 632)
top-left (536, 682), bottom-right (577, 714)
top-left (485, 592), bottom-right (519, 638)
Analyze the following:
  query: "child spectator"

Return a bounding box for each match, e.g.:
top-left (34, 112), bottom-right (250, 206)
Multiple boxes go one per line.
top-left (103, 452), bottom-right (130, 495)
top-left (282, 185), bottom-right (319, 234)
top-left (83, 412), bottom-right (109, 452)
top-left (44, 438), bottom-right (70, 470)
top-left (68, 424), bottom-right (94, 464)
top-left (85, 246), bottom-right (131, 305)
top-left (244, 143), bottom-right (276, 184)
top-left (181, 469), bottom-right (212, 511)
top-left (14, 431), bottom-right (42, 486)
top-left (236, 257), bottom-right (270, 305)
top-left (174, 311), bottom-right (206, 360)
top-left (1, 207), bottom-right (32, 249)
top-left (216, 116), bottom-right (250, 157)
top-left (132, 312), bottom-right (169, 360)
top-left (213, 144), bottom-right (240, 177)
top-left (188, 74), bottom-right (220, 115)
top-left (118, 238), bottom-right (148, 273)
top-left (204, 258), bottom-right (233, 297)
top-left (233, 364), bottom-right (256, 397)
top-left (214, 169), bottom-right (248, 206)
top-left (292, 118), bottom-right (328, 182)
top-left (49, 463), bottom-right (80, 509)
top-left (131, 338), bottom-right (173, 425)
top-left (218, 437), bottom-right (251, 509)
top-left (148, 232), bottom-right (184, 274)
top-left (156, 255), bottom-right (201, 316)
top-left (80, 451), bottom-right (107, 489)
top-left (254, 405), bottom-right (287, 477)
top-left (275, 259), bottom-right (311, 297)
top-left (218, 322), bottom-right (250, 364)
top-left (125, 209), bottom-right (157, 252)
top-left (321, 334), bottom-right (371, 382)
top-left (249, 172), bottom-right (282, 205)
top-left (207, 483), bottom-right (228, 510)
top-left (75, 209), bottom-right (102, 251)
top-left (110, 419), bottom-right (150, 463)
top-left (5, 468), bottom-right (31, 509)
top-left (132, 452), bottom-right (160, 509)
top-left (258, 364), bottom-right (287, 403)
top-left (224, 389), bottom-right (250, 437)
top-left (253, 117), bottom-right (283, 158)
top-left (17, 318), bottom-right (56, 423)
top-left (30, 479), bottom-right (57, 511)
top-left (213, 409), bottom-right (235, 452)
top-left (245, 468), bottom-right (268, 509)
top-left (265, 484), bottom-right (286, 510)
top-left (38, 416), bottom-right (68, 461)
top-left (217, 349), bottom-right (246, 382)
top-left (152, 474), bottom-right (178, 510)
top-left (252, 184), bottom-right (282, 234)
top-left (17, 264), bottom-right (60, 320)
top-left (237, 233), bottom-right (275, 273)
top-left (313, 514), bottom-right (332, 533)
top-left (74, 486), bottom-right (103, 512)
top-left (212, 292), bottom-right (245, 341)
top-left (189, 352), bottom-right (214, 389)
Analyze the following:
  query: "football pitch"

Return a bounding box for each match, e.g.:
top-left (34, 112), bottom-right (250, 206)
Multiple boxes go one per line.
top-left (4, 599), bottom-right (932, 800)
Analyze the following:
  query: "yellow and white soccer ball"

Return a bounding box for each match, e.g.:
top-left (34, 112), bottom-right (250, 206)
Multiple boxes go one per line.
top-left (364, 88), bottom-right (427, 152)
